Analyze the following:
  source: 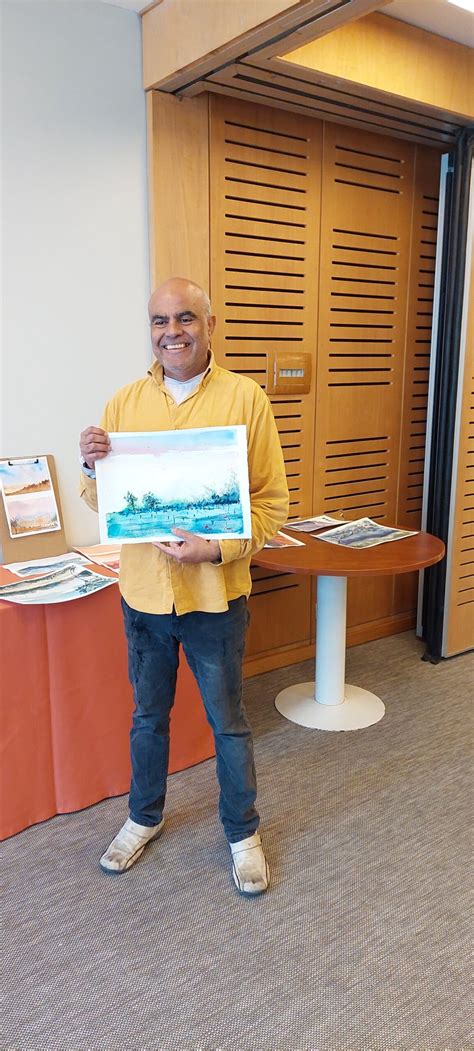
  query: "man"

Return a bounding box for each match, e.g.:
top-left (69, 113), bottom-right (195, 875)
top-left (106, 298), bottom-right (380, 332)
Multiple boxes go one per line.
top-left (79, 277), bottom-right (289, 895)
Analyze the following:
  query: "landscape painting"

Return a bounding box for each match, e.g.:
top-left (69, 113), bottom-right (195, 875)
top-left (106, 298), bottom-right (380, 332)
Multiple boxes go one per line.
top-left (0, 565), bottom-right (117, 604)
top-left (0, 457), bottom-right (61, 538)
top-left (96, 427), bottom-right (252, 544)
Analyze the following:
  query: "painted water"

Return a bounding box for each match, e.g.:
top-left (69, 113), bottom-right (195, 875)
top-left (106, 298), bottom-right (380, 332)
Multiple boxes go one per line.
top-left (106, 501), bottom-right (244, 540)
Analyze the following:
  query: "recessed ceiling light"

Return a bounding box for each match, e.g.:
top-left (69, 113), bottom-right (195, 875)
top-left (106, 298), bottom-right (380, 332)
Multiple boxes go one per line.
top-left (447, 0), bottom-right (474, 13)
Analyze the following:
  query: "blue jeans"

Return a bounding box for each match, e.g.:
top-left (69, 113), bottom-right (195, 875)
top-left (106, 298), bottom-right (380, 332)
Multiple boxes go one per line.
top-left (122, 596), bottom-right (259, 843)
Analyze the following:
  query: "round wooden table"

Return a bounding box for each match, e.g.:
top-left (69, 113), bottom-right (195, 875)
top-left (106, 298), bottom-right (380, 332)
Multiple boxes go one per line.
top-left (252, 529), bottom-right (445, 731)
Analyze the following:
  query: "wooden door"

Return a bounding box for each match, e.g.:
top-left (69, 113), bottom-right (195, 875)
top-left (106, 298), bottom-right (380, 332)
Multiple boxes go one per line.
top-left (207, 94), bottom-right (441, 667)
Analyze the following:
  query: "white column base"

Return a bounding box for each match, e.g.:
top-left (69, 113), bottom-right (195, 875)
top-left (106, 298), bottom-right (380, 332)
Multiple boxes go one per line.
top-left (274, 682), bottom-right (385, 731)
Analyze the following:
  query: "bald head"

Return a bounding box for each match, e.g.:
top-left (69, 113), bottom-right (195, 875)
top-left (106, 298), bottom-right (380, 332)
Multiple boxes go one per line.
top-left (149, 278), bottom-right (212, 318)
top-left (148, 277), bottom-right (216, 382)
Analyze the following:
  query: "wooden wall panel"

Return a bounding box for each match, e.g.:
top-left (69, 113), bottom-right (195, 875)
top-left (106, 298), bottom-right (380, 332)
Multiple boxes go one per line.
top-left (147, 92), bottom-right (210, 291)
top-left (209, 94), bottom-right (321, 660)
top-left (315, 122), bottom-right (416, 629)
top-left (245, 570), bottom-right (313, 657)
top-left (146, 91), bottom-right (441, 666)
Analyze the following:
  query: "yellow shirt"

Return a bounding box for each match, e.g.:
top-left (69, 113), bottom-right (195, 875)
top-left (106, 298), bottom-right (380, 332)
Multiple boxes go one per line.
top-left (79, 355), bottom-right (289, 614)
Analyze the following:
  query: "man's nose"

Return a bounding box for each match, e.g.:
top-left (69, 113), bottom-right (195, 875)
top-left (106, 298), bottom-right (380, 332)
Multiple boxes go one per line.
top-left (165, 318), bottom-right (183, 338)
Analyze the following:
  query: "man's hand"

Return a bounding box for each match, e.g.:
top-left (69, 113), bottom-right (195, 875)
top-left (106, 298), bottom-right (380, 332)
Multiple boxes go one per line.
top-left (153, 529), bottom-right (220, 564)
top-left (80, 426), bottom-right (111, 467)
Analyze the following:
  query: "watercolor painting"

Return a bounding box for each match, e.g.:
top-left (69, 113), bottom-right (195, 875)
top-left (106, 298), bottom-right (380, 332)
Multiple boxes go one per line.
top-left (0, 565), bottom-right (117, 604)
top-left (96, 427), bottom-right (252, 544)
top-left (315, 517), bottom-right (417, 548)
top-left (5, 553), bottom-right (88, 577)
top-left (264, 531), bottom-right (305, 549)
top-left (0, 457), bottom-right (61, 538)
top-left (0, 457), bottom-right (53, 496)
top-left (73, 544), bottom-right (121, 573)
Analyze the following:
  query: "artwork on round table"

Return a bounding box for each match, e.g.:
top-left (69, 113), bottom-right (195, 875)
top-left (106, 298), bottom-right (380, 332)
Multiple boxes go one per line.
top-left (314, 517), bottom-right (418, 548)
top-left (0, 456), bottom-right (61, 538)
top-left (96, 427), bottom-right (252, 544)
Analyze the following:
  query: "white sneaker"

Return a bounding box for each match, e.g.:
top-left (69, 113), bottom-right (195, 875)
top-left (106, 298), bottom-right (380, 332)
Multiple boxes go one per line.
top-left (99, 817), bottom-right (164, 874)
top-left (230, 832), bottom-right (269, 896)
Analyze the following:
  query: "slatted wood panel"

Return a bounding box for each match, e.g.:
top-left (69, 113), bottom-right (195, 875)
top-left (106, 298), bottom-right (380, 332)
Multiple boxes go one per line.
top-left (444, 252), bottom-right (474, 656)
top-left (395, 146), bottom-right (441, 614)
top-left (315, 123), bottom-right (416, 628)
top-left (207, 94), bottom-right (441, 664)
top-left (209, 95), bottom-right (321, 656)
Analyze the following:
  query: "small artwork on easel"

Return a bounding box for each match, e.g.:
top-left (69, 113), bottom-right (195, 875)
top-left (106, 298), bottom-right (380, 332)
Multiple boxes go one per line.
top-left (0, 457), bottom-right (61, 539)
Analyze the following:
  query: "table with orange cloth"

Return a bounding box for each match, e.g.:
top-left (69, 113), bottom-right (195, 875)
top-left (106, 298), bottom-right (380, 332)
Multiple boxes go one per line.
top-left (0, 568), bottom-right (215, 841)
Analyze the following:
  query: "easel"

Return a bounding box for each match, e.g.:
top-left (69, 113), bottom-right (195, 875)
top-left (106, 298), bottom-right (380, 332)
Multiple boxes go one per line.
top-left (0, 454), bottom-right (68, 565)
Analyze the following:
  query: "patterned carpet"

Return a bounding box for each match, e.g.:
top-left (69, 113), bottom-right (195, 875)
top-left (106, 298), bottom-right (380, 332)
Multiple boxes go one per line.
top-left (2, 631), bottom-right (472, 1050)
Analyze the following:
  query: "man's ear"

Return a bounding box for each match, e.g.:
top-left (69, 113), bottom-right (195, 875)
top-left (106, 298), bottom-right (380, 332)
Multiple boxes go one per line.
top-left (207, 315), bottom-right (217, 338)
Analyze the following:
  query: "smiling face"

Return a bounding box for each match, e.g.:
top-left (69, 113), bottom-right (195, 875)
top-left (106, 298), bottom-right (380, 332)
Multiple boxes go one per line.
top-left (148, 278), bottom-right (216, 381)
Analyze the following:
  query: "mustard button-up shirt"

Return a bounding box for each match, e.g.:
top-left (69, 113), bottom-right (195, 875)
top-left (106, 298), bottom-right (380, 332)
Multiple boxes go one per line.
top-left (80, 355), bottom-right (289, 615)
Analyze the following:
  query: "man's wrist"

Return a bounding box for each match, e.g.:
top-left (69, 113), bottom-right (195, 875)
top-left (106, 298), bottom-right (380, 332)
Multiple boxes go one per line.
top-left (80, 455), bottom-right (96, 478)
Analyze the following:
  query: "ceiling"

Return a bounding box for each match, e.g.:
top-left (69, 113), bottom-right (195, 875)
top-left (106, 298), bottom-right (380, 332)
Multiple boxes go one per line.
top-left (101, 0), bottom-right (473, 46)
top-left (99, 0), bottom-right (151, 12)
top-left (382, 0), bottom-right (474, 46)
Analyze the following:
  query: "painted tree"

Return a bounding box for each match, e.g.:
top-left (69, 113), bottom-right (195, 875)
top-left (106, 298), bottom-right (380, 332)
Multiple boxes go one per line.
top-left (142, 492), bottom-right (161, 512)
top-left (124, 490), bottom-right (138, 513)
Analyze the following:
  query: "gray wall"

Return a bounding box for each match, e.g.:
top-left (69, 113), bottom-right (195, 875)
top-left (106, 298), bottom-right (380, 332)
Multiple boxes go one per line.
top-left (1, 0), bottom-right (151, 544)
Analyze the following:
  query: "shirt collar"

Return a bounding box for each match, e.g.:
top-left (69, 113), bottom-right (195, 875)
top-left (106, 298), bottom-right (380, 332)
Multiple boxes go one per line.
top-left (148, 351), bottom-right (215, 388)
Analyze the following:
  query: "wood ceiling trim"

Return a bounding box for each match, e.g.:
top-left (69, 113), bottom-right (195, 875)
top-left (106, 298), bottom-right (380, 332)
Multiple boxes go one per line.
top-left (143, 0), bottom-right (389, 92)
top-left (200, 76), bottom-right (459, 147)
top-left (241, 58), bottom-right (466, 133)
top-left (279, 12), bottom-right (474, 120)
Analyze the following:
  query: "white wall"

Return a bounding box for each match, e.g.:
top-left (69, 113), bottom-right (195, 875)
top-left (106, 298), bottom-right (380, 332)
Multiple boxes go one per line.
top-left (1, 0), bottom-right (150, 545)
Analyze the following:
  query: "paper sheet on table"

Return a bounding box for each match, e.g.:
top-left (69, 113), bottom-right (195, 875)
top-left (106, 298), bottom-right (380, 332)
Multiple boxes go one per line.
top-left (264, 531), bottom-right (305, 548)
top-left (73, 544), bottom-right (121, 573)
top-left (0, 564), bottom-right (118, 603)
top-left (286, 515), bottom-right (347, 532)
top-left (4, 552), bottom-right (88, 577)
top-left (313, 518), bottom-right (418, 549)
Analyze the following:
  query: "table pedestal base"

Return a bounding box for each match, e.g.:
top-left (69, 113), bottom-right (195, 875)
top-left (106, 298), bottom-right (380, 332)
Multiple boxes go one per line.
top-left (275, 682), bottom-right (385, 731)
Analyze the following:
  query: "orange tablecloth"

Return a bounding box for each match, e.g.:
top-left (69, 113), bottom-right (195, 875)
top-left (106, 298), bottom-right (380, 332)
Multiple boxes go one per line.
top-left (0, 577), bottom-right (215, 840)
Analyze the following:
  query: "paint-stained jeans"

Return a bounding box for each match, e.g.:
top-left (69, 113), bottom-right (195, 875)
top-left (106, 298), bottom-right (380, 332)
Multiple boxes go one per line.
top-left (121, 596), bottom-right (259, 843)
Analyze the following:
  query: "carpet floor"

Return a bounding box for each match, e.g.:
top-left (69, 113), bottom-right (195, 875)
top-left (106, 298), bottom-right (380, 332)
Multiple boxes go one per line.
top-left (2, 631), bottom-right (473, 1051)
